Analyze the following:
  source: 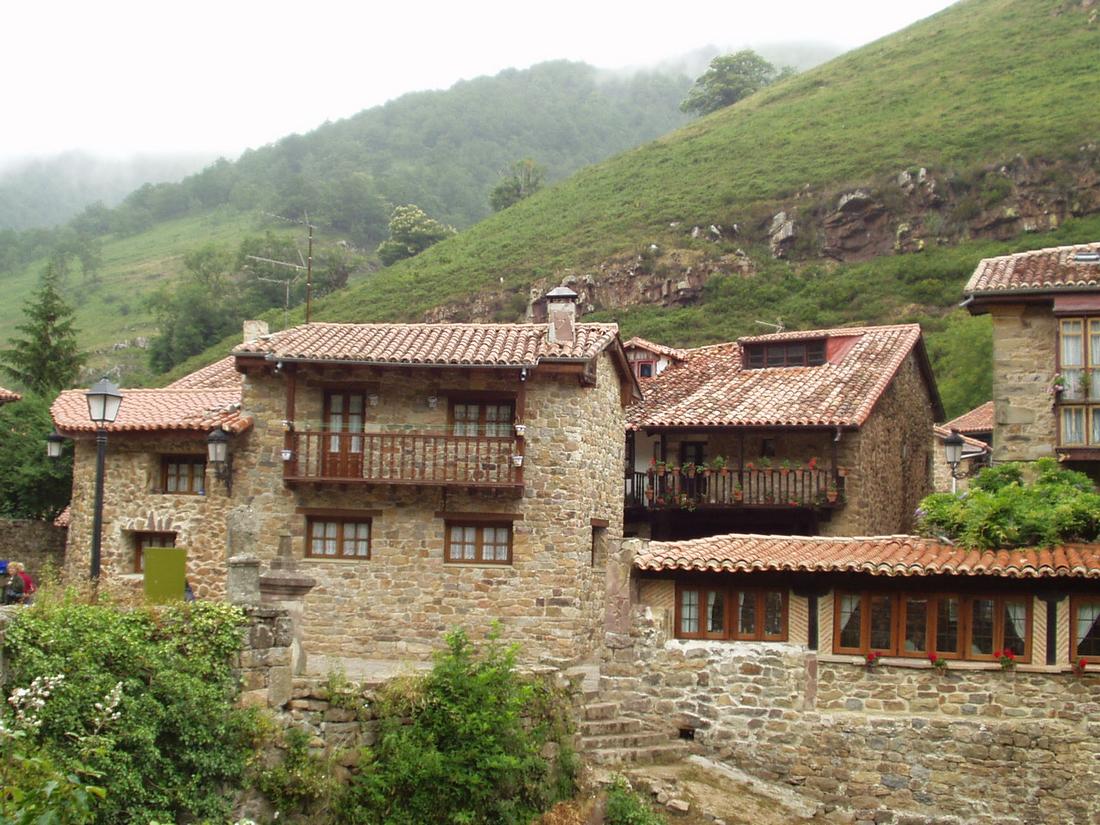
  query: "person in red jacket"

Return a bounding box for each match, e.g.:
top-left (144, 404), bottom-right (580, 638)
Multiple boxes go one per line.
top-left (8, 562), bottom-right (35, 605)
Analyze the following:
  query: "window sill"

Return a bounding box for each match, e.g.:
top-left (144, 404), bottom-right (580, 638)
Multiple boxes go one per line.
top-left (815, 653), bottom-right (1061, 672)
top-left (302, 557), bottom-right (371, 564)
top-left (443, 562), bottom-right (515, 570)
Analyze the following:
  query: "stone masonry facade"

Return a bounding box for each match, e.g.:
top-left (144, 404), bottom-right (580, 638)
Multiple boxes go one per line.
top-left (227, 352), bottom-right (625, 670)
top-left (603, 595), bottom-right (1100, 825)
top-left (0, 519), bottom-right (66, 579)
top-left (989, 303), bottom-right (1057, 463)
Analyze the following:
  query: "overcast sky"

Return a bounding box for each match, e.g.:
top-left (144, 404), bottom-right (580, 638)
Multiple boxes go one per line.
top-left (3, 0), bottom-right (957, 164)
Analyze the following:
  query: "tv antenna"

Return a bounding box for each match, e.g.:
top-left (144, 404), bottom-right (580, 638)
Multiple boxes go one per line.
top-left (245, 253), bottom-right (305, 330)
top-left (259, 211), bottom-right (315, 322)
top-left (753, 319), bottom-right (785, 333)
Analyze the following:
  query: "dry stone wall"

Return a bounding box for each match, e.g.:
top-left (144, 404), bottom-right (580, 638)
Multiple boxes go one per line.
top-left (601, 606), bottom-right (1100, 824)
top-left (0, 519), bottom-right (65, 578)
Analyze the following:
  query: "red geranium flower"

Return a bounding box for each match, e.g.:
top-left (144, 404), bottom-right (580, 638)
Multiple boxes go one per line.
top-left (994, 650), bottom-right (1002, 659)
top-left (928, 652), bottom-right (938, 663)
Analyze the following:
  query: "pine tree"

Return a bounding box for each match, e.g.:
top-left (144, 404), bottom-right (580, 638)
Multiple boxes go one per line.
top-left (1, 264), bottom-right (84, 395)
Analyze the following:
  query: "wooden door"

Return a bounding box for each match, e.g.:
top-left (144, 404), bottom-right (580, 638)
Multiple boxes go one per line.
top-left (323, 391), bottom-right (365, 478)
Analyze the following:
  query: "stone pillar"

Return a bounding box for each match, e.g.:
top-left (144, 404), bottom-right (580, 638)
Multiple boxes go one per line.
top-left (227, 554), bottom-right (261, 605)
top-left (603, 538), bottom-right (639, 649)
top-left (259, 531), bottom-right (316, 675)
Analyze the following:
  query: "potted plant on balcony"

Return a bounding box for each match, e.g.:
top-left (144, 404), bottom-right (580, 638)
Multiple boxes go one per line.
top-left (711, 455), bottom-right (729, 476)
top-left (685, 462), bottom-right (696, 478)
top-left (733, 482), bottom-right (743, 502)
top-left (757, 456), bottom-right (772, 470)
top-left (655, 459), bottom-right (666, 477)
top-left (779, 459), bottom-right (793, 478)
top-left (645, 487), bottom-right (655, 503)
top-left (826, 481), bottom-right (839, 504)
top-left (808, 456), bottom-right (819, 471)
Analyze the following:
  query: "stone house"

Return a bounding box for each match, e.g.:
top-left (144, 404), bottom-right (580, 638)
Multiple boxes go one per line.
top-left (943, 399), bottom-right (994, 446)
top-left (597, 531), bottom-right (1100, 822)
top-left (624, 324), bottom-right (943, 539)
top-left (965, 241), bottom-right (1100, 475)
top-left (54, 292), bottom-right (638, 670)
top-left (622, 336), bottom-right (685, 380)
top-left (931, 424), bottom-right (989, 493)
top-left (51, 355), bottom-right (250, 598)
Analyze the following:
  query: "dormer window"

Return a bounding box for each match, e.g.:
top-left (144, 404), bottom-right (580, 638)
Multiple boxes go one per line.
top-left (743, 339), bottom-right (826, 369)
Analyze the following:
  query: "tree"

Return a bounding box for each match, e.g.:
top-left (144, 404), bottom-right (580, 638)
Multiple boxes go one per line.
top-left (376, 204), bottom-right (456, 266)
top-left (489, 159), bottom-right (545, 212)
top-left (0, 395), bottom-right (73, 519)
top-left (1, 265), bottom-right (83, 395)
top-left (680, 50), bottom-right (794, 116)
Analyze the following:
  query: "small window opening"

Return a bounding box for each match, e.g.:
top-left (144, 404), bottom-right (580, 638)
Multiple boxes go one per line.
top-left (678, 727), bottom-right (695, 741)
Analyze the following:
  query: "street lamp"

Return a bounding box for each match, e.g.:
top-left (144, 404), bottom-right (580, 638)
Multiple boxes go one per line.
top-left (943, 429), bottom-right (965, 494)
top-left (206, 427), bottom-right (233, 495)
top-left (46, 430), bottom-right (65, 459)
top-left (86, 378), bottom-right (123, 579)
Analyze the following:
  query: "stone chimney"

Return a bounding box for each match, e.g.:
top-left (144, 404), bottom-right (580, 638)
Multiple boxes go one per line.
top-left (545, 287), bottom-right (578, 346)
top-left (243, 320), bottom-right (269, 344)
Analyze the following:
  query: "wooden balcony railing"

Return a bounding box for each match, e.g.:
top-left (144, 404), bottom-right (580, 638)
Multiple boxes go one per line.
top-left (625, 467), bottom-right (844, 509)
top-left (285, 430), bottom-right (522, 489)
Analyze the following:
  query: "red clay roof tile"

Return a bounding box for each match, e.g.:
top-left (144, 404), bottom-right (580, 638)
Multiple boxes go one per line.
top-left (965, 242), bottom-right (1100, 294)
top-left (623, 337), bottom-right (687, 361)
top-left (943, 401), bottom-right (994, 435)
top-left (51, 388), bottom-right (251, 434)
top-left (634, 533), bottom-right (1100, 579)
top-left (627, 324), bottom-right (926, 429)
top-left (234, 322), bottom-right (620, 367)
top-left (0, 386), bottom-right (21, 403)
top-left (165, 356), bottom-right (241, 389)
top-left (933, 425), bottom-right (989, 453)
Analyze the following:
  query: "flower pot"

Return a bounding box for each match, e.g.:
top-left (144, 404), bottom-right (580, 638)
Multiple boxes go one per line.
top-left (514, 424), bottom-right (527, 437)
top-left (826, 491), bottom-right (838, 504)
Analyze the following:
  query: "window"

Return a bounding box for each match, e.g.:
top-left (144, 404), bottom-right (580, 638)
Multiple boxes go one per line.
top-left (675, 585), bottom-right (788, 641)
top-left (133, 531), bottom-right (176, 573)
top-left (635, 360), bottom-right (655, 378)
top-left (744, 340), bottom-right (827, 369)
top-left (450, 399), bottom-right (515, 437)
top-left (833, 591), bottom-right (1031, 662)
top-left (1058, 318), bottom-right (1100, 446)
top-left (306, 517), bottom-right (371, 559)
top-left (1072, 598), bottom-right (1100, 658)
top-left (161, 455), bottom-right (205, 494)
top-left (445, 522), bottom-right (512, 564)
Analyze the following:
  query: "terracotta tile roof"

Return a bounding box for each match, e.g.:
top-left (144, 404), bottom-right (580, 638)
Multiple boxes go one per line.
top-left (234, 322), bottom-right (620, 367)
top-left (51, 388), bottom-right (251, 434)
top-left (943, 401), bottom-right (994, 435)
top-left (933, 425), bottom-right (989, 454)
top-left (53, 505), bottom-right (71, 528)
top-left (628, 324), bottom-right (930, 429)
top-left (166, 356), bottom-right (241, 389)
top-left (965, 242), bottom-right (1100, 294)
top-left (0, 386), bottom-right (21, 403)
top-left (634, 533), bottom-right (1100, 579)
top-left (623, 337), bottom-right (687, 362)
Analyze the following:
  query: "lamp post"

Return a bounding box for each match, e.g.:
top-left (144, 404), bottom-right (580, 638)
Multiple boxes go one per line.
top-left (206, 426), bottom-right (233, 495)
top-left (943, 429), bottom-right (965, 495)
top-left (86, 378), bottom-right (123, 579)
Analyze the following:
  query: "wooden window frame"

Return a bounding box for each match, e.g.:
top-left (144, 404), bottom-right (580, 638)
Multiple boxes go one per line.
top-left (1070, 596), bottom-right (1100, 660)
top-left (161, 455), bottom-right (206, 494)
top-left (447, 396), bottom-right (516, 439)
top-left (635, 360), bottom-right (656, 378)
top-left (674, 584), bottom-right (788, 642)
top-left (832, 591), bottom-right (1032, 663)
top-left (743, 340), bottom-right (827, 370)
top-left (444, 521), bottom-right (514, 565)
top-left (305, 516), bottom-right (372, 560)
top-left (133, 531), bottom-right (176, 573)
top-left (1055, 316), bottom-right (1100, 447)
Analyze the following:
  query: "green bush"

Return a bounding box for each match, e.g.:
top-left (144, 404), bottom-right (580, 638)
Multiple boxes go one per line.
top-left (335, 628), bottom-right (576, 825)
top-left (255, 726), bottom-right (340, 818)
top-left (917, 458), bottom-right (1100, 548)
top-left (605, 776), bottom-right (667, 825)
top-left (3, 597), bottom-right (259, 824)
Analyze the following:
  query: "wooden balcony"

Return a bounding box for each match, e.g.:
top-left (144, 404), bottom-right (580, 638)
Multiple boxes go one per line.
top-left (624, 466), bottom-right (844, 510)
top-left (284, 430), bottom-right (523, 492)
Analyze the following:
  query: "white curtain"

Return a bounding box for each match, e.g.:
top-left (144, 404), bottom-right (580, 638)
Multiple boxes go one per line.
top-left (1077, 603), bottom-right (1100, 654)
top-left (1062, 408), bottom-right (1085, 445)
top-left (1004, 601), bottom-right (1027, 652)
top-left (1063, 321), bottom-right (1085, 400)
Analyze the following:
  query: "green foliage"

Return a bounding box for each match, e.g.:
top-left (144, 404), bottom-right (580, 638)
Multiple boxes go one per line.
top-left (1, 265), bottom-right (84, 395)
top-left (916, 458), bottom-right (1100, 548)
top-left (925, 311), bottom-right (992, 419)
top-left (0, 394), bottom-right (73, 519)
top-left (680, 50), bottom-right (791, 116)
top-left (3, 598), bottom-right (258, 824)
top-left (490, 160), bottom-right (545, 212)
top-left (255, 726), bottom-right (340, 818)
top-left (605, 776), bottom-right (667, 825)
top-left (376, 205), bottom-right (457, 267)
top-left (335, 628), bottom-right (576, 825)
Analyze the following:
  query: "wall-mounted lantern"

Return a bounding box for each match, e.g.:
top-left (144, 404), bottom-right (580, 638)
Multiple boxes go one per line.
top-left (206, 427), bottom-right (234, 495)
top-left (46, 430), bottom-right (65, 459)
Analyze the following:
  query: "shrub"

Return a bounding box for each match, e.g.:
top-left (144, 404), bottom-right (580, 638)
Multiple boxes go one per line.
top-left (605, 776), bottom-right (667, 825)
top-left (3, 596), bottom-right (259, 824)
top-left (255, 726), bottom-right (340, 818)
top-left (335, 628), bottom-right (576, 825)
top-left (916, 458), bottom-right (1100, 548)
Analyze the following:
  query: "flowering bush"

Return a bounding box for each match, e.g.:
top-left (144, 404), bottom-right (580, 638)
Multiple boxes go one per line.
top-left (865, 651), bottom-right (882, 668)
top-left (928, 652), bottom-right (948, 671)
top-left (994, 649), bottom-right (1018, 670)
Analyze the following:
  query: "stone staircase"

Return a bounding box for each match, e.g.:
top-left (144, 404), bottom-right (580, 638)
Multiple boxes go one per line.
top-left (578, 699), bottom-right (694, 765)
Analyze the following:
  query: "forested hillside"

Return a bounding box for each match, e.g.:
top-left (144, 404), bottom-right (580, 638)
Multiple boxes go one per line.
top-left (0, 151), bottom-right (216, 231)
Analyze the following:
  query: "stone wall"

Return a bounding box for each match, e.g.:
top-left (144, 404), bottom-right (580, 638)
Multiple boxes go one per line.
top-left (0, 519), bottom-right (66, 578)
top-left (604, 598), bottom-right (1100, 824)
top-left (989, 303), bottom-right (1057, 462)
top-left (229, 352), bottom-right (626, 670)
top-left (63, 434), bottom-right (235, 599)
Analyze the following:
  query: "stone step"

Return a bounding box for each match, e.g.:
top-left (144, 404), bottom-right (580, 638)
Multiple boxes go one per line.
top-left (584, 741), bottom-right (693, 766)
top-left (582, 701), bottom-right (621, 721)
top-left (579, 717), bottom-right (645, 737)
top-left (580, 730), bottom-right (675, 751)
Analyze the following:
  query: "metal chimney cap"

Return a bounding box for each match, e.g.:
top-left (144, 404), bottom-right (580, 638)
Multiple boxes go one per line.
top-left (545, 286), bottom-right (578, 301)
